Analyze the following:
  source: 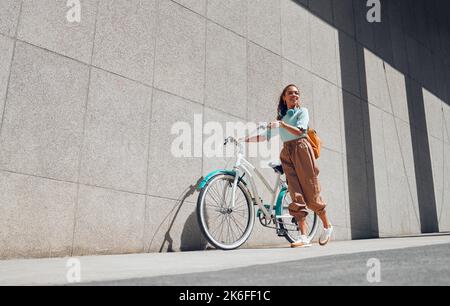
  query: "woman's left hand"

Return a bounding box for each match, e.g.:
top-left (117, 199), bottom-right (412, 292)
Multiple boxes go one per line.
top-left (268, 121), bottom-right (282, 129)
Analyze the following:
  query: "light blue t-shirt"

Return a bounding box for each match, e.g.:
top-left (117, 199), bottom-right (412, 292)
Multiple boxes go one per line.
top-left (267, 107), bottom-right (309, 142)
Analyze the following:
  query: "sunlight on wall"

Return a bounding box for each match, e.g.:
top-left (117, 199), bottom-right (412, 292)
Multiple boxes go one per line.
top-left (364, 48), bottom-right (421, 236)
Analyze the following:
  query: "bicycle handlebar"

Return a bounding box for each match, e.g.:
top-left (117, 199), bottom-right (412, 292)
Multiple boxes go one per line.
top-left (223, 123), bottom-right (269, 153)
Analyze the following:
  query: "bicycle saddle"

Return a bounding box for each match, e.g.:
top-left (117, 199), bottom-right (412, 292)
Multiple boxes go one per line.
top-left (268, 162), bottom-right (284, 175)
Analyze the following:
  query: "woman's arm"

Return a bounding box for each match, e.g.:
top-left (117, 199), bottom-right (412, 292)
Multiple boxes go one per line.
top-left (280, 121), bottom-right (304, 136)
top-left (243, 135), bottom-right (267, 143)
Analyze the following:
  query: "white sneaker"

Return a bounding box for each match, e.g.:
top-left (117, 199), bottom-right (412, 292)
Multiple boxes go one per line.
top-left (319, 224), bottom-right (333, 246)
top-left (291, 235), bottom-right (312, 248)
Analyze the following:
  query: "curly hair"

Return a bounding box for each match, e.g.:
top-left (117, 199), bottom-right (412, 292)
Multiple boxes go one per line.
top-left (277, 84), bottom-right (300, 120)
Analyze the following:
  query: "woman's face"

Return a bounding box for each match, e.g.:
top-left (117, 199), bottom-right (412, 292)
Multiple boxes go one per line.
top-left (283, 86), bottom-right (300, 109)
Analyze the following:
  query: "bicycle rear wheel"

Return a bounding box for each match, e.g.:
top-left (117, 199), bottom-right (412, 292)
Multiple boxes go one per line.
top-left (278, 191), bottom-right (318, 243)
top-left (197, 173), bottom-right (254, 250)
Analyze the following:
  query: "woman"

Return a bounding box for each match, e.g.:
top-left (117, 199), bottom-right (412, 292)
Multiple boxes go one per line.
top-left (245, 84), bottom-right (333, 248)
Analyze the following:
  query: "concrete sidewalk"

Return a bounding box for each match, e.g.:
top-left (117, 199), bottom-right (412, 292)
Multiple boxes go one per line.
top-left (1, 234), bottom-right (449, 286)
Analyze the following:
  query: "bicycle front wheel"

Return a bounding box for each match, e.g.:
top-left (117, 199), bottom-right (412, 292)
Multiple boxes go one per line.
top-left (197, 173), bottom-right (254, 250)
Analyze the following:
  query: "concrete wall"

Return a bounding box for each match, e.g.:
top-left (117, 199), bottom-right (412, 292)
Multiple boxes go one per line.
top-left (0, 0), bottom-right (449, 259)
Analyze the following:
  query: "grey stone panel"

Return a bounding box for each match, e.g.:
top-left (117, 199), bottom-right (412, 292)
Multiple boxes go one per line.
top-left (405, 36), bottom-right (423, 86)
top-left (145, 196), bottom-right (207, 252)
top-left (406, 77), bottom-right (427, 132)
top-left (410, 125), bottom-right (440, 233)
top-left (444, 104), bottom-right (450, 145)
top-left (173, 0), bottom-right (207, 15)
top-left (395, 117), bottom-right (418, 185)
top-left (248, 0), bottom-right (281, 55)
top-left (428, 135), bottom-right (444, 232)
top-left (147, 90), bottom-right (203, 201)
top-left (154, 0), bottom-right (205, 103)
top-left (363, 48), bottom-right (391, 113)
top-left (312, 75), bottom-right (343, 153)
top-left (205, 22), bottom-right (247, 119)
top-left (416, 43), bottom-right (436, 91)
top-left (429, 17), bottom-right (443, 57)
top-left (386, 174), bottom-right (421, 235)
top-left (383, 114), bottom-right (421, 235)
top-left (439, 141), bottom-right (450, 231)
top-left (387, 0), bottom-right (403, 30)
top-left (432, 56), bottom-right (448, 103)
top-left (310, 15), bottom-right (339, 85)
top-left (17, 0), bottom-right (97, 64)
top-left (207, 0), bottom-right (247, 36)
top-left (409, 128), bottom-right (430, 197)
top-left (247, 42), bottom-right (282, 124)
top-left (423, 88), bottom-right (444, 141)
top-left (0, 171), bottom-right (77, 259)
top-left (92, 0), bottom-right (157, 86)
top-left (447, 66), bottom-right (450, 105)
top-left (79, 69), bottom-right (152, 194)
top-left (361, 100), bottom-right (379, 238)
top-left (411, 0), bottom-right (430, 48)
top-left (352, 0), bottom-right (375, 51)
top-left (367, 104), bottom-right (391, 236)
top-left (355, 41), bottom-right (368, 101)
top-left (0, 42), bottom-right (89, 182)
top-left (401, 0), bottom-right (418, 40)
top-left (382, 114), bottom-right (406, 177)
top-left (337, 32), bottom-right (361, 98)
top-left (372, 3), bottom-right (394, 64)
top-left (341, 93), bottom-right (373, 238)
top-left (384, 63), bottom-right (409, 123)
top-left (73, 185), bottom-right (146, 256)
top-left (442, 30), bottom-right (450, 67)
top-left (317, 148), bottom-right (350, 241)
top-left (332, 0), bottom-right (355, 37)
top-left (0, 0), bottom-right (21, 37)
top-left (282, 60), bottom-right (314, 125)
top-left (309, 0), bottom-right (333, 24)
top-left (0, 35), bottom-right (14, 129)
top-left (390, 24), bottom-right (409, 75)
top-left (202, 107), bottom-right (244, 178)
top-left (281, 0), bottom-right (312, 71)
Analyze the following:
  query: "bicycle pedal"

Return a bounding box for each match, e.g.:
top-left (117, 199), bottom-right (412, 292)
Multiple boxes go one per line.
top-left (277, 229), bottom-right (287, 236)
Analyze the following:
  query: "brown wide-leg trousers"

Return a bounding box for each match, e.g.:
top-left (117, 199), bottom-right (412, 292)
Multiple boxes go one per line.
top-left (280, 138), bottom-right (326, 221)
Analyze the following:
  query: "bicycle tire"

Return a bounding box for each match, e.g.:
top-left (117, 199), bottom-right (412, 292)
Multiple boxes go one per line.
top-left (197, 173), bottom-right (255, 250)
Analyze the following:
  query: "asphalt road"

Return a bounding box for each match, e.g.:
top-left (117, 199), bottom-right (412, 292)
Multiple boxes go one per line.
top-left (85, 243), bottom-right (450, 286)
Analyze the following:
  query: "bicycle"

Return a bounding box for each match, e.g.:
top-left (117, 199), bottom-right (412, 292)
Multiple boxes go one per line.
top-left (196, 125), bottom-right (318, 250)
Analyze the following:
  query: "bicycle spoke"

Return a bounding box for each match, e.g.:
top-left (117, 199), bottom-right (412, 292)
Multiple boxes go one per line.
top-left (229, 213), bottom-right (246, 234)
top-left (210, 213), bottom-right (227, 240)
top-left (204, 184), bottom-right (222, 207)
top-left (209, 183), bottom-right (226, 207)
top-left (204, 193), bottom-right (222, 210)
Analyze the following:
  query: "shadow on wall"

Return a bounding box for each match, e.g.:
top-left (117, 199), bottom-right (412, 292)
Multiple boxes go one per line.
top-left (292, 0), bottom-right (447, 236)
top-left (405, 78), bottom-right (440, 233)
top-left (147, 177), bottom-right (208, 252)
top-left (340, 33), bottom-right (379, 239)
